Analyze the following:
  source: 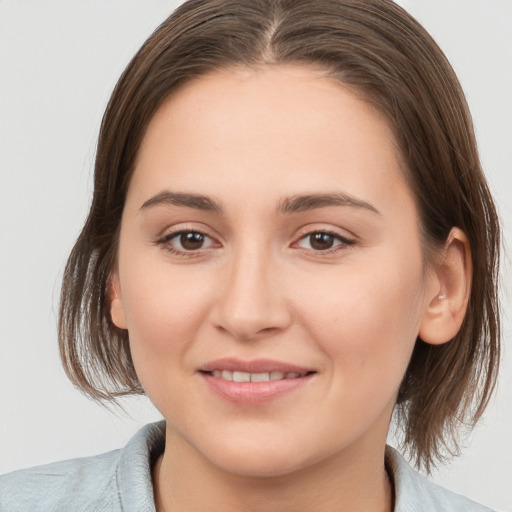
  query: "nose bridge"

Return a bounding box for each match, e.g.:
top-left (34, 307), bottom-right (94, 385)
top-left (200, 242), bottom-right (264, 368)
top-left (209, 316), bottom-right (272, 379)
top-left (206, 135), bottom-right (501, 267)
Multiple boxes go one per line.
top-left (213, 239), bottom-right (290, 340)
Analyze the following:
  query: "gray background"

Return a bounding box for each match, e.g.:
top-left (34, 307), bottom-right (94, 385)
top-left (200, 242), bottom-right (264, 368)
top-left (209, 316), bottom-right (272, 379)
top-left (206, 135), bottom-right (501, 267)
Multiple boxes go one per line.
top-left (0, 1), bottom-right (510, 510)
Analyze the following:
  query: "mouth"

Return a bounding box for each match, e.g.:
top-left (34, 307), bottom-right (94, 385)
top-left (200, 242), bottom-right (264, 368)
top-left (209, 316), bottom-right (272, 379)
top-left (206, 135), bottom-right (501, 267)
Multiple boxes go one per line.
top-left (202, 370), bottom-right (313, 382)
top-left (198, 358), bottom-right (316, 403)
top-left (198, 357), bottom-right (315, 379)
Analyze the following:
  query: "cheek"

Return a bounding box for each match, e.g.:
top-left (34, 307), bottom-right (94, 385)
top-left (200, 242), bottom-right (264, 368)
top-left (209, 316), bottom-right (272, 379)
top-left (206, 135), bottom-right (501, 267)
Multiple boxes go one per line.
top-left (120, 265), bottom-right (216, 415)
top-left (294, 257), bottom-right (426, 380)
top-left (118, 251), bottom-right (214, 365)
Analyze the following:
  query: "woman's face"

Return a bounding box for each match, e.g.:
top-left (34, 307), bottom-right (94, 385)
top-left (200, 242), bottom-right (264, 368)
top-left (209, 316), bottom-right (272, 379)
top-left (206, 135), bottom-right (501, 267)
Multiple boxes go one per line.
top-left (112, 65), bottom-right (439, 476)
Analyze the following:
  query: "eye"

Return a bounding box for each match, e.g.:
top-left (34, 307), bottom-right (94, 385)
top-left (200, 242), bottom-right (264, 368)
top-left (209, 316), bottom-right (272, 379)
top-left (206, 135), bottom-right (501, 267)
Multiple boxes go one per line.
top-left (160, 230), bottom-right (216, 252)
top-left (296, 231), bottom-right (354, 251)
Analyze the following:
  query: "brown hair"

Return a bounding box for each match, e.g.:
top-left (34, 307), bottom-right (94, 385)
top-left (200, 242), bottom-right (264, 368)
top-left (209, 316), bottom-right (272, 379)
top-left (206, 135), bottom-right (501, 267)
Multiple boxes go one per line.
top-left (59, 0), bottom-right (500, 471)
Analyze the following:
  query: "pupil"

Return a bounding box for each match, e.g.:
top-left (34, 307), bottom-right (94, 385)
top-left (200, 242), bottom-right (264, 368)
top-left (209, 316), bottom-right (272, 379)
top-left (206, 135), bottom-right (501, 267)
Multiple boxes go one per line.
top-left (310, 233), bottom-right (334, 250)
top-left (180, 232), bottom-right (204, 250)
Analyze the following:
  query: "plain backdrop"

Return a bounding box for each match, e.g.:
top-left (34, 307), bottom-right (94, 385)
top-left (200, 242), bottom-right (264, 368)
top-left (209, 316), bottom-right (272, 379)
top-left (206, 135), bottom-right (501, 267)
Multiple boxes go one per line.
top-left (0, 1), bottom-right (510, 510)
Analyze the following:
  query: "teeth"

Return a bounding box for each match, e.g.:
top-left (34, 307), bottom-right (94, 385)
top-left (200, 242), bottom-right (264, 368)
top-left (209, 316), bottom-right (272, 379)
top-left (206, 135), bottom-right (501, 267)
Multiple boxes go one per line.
top-left (233, 371), bottom-right (251, 382)
top-left (210, 370), bottom-right (303, 382)
top-left (251, 372), bottom-right (270, 382)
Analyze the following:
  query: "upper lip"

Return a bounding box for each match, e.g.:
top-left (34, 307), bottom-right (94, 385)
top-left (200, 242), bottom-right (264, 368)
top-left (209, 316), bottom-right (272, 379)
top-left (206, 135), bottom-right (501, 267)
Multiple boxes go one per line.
top-left (198, 358), bottom-right (314, 375)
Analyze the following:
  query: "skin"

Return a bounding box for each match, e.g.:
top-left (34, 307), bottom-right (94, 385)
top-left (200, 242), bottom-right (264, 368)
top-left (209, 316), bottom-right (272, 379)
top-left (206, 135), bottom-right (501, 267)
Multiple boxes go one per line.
top-left (110, 65), bottom-right (471, 512)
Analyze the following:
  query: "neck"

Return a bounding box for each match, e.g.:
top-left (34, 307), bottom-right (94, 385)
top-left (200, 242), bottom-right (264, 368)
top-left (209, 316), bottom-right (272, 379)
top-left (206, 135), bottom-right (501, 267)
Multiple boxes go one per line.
top-left (153, 428), bottom-right (393, 512)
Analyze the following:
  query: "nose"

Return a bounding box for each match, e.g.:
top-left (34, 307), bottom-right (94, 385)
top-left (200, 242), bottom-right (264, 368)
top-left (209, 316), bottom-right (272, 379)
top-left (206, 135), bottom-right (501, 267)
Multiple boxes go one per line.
top-left (211, 245), bottom-right (292, 341)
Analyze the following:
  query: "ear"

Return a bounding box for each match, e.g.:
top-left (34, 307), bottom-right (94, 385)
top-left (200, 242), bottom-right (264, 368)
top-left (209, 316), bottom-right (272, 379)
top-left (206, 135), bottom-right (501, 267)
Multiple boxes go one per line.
top-left (418, 228), bottom-right (472, 345)
top-left (109, 273), bottom-right (128, 329)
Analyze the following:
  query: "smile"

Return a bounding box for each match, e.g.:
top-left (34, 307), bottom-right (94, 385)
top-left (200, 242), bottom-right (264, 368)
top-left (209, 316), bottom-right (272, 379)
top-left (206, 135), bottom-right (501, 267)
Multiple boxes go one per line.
top-left (198, 358), bottom-right (316, 404)
top-left (208, 370), bottom-right (303, 382)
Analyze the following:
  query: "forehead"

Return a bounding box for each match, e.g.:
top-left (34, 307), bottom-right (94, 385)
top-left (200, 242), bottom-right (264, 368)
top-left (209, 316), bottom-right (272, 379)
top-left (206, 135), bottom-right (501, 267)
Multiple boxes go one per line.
top-left (130, 64), bottom-right (414, 219)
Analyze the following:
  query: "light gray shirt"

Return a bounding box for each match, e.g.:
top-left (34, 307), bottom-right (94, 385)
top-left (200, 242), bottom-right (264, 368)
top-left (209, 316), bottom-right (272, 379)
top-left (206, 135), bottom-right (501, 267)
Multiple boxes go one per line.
top-left (0, 422), bottom-right (494, 511)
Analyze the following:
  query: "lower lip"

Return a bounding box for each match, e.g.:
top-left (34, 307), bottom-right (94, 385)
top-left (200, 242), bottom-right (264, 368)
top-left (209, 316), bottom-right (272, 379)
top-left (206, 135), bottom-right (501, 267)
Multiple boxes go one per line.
top-left (200, 373), bottom-right (314, 404)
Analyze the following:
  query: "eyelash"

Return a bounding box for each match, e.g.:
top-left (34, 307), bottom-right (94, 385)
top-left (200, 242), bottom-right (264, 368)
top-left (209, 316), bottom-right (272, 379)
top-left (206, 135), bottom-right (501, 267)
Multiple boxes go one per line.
top-left (156, 230), bottom-right (217, 257)
top-left (294, 230), bottom-right (356, 255)
top-left (156, 229), bottom-right (356, 258)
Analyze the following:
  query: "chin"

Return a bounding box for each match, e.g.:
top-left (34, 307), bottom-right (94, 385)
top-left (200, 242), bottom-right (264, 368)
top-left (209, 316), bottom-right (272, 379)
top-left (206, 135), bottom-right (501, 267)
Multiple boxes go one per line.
top-left (215, 452), bottom-right (306, 478)
top-left (198, 436), bottom-right (322, 478)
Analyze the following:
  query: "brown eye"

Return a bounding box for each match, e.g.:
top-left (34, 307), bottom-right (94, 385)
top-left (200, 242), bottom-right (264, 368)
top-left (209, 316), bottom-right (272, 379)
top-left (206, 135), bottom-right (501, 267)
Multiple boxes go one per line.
top-left (161, 230), bottom-right (215, 253)
top-left (309, 233), bottom-right (335, 250)
top-left (296, 231), bottom-right (354, 252)
top-left (180, 231), bottom-right (205, 250)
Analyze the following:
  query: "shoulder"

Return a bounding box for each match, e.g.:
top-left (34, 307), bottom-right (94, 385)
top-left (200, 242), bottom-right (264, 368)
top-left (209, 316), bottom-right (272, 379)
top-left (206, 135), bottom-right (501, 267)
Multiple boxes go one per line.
top-left (0, 449), bottom-right (121, 512)
top-left (386, 446), bottom-right (495, 512)
top-left (0, 422), bottom-right (165, 512)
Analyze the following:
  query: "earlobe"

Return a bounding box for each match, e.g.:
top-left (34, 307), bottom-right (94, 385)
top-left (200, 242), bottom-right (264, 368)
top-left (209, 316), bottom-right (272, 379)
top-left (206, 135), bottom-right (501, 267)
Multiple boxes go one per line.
top-left (109, 274), bottom-right (128, 329)
top-left (419, 228), bottom-right (472, 345)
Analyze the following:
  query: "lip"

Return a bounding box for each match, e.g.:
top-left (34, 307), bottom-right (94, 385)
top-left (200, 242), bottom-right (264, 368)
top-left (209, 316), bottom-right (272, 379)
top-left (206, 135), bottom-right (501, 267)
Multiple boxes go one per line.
top-left (198, 357), bottom-right (313, 374)
top-left (198, 358), bottom-right (316, 405)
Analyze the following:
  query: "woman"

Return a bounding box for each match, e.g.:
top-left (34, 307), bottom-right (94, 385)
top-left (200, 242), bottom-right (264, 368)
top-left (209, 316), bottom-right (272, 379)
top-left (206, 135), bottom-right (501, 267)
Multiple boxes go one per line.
top-left (0, 0), bottom-right (501, 510)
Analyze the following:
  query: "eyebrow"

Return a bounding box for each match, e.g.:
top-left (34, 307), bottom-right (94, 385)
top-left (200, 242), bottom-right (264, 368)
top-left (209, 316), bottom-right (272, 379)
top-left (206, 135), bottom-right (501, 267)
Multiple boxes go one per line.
top-left (139, 190), bottom-right (380, 216)
top-left (140, 191), bottom-right (223, 212)
top-left (277, 193), bottom-right (380, 215)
